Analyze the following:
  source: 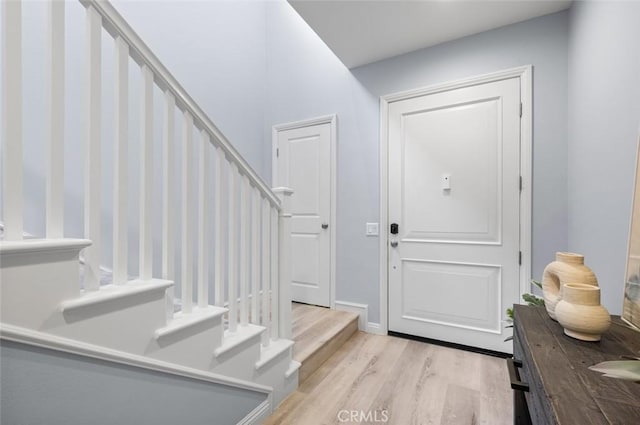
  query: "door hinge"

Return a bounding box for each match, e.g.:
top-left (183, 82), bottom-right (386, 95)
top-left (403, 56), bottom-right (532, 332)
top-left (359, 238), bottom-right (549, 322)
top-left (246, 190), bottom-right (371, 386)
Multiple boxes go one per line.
top-left (519, 176), bottom-right (523, 192)
top-left (276, 148), bottom-right (279, 157)
top-left (519, 251), bottom-right (522, 265)
top-left (519, 102), bottom-right (523, 118)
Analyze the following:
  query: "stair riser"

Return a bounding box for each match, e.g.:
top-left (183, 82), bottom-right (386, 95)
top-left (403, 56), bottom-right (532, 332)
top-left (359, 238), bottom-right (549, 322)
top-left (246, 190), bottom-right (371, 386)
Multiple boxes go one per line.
top-left (254, 349), bottom-right (298, 407)
top-left (150, 320), bottom-right (224, 370)
top-left (51, 294), bottom-right (167, 354)
top-left (1, 247), bottom-right (83, 329)
top-left (212, 336), bottom-right (262, 381)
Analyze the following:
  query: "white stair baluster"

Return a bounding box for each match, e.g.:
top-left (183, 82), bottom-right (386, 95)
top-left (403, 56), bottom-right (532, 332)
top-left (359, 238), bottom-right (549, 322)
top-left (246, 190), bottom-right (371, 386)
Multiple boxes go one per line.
top-left (228, 163), bottom-right (239, 332)
top-left (251, 187), bottom-right (260, 326)
top-left (46, 0), bottom-right (65, 239)
top-left (261, 197), bottom-right (271, 347)
top-left (1, 0), bottom-right (23, 242)
top-left (239, 176), bottom-right (249, 326)
top-left (198, 130), bottom-right (210, 308)
top-left (139, 65), bottom-right (154, 281)
top-left (213, 146), bottom-right (225, 307)
top-left (113, 35), bottom-right (128, 285)
top-left (181, 112), bottom-right (194, 313)
top-left (270, 207), bottom-right (279, 340)
top-left (163, 91), bottom-right (176, 318)
top-left (84, 5), bottom-right (102, 291)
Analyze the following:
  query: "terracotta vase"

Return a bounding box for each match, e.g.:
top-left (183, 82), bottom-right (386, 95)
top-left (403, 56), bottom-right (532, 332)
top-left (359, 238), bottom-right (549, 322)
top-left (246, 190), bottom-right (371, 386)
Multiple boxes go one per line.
top-left (555, 283), bottom-right (610, 341)
top-left (542, 252), bottom-right (598, 320)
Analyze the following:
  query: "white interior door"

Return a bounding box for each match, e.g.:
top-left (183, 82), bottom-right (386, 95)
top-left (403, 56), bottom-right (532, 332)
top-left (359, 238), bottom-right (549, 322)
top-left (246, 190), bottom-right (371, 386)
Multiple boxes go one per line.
top-left (275, 121), bottom-right (332, 307)
top-left (388, 78), bottom-right (521, 353)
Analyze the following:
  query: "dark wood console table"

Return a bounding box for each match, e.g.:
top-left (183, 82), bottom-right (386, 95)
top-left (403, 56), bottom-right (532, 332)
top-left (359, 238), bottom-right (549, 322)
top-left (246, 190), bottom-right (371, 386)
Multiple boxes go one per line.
top-left (509, 305), bottom-right (640, 424)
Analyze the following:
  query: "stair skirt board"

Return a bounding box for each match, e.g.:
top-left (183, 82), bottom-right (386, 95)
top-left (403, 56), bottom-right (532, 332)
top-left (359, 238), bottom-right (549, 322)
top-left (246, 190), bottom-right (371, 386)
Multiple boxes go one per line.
top-left (0, 323), bottom-right (272, 394)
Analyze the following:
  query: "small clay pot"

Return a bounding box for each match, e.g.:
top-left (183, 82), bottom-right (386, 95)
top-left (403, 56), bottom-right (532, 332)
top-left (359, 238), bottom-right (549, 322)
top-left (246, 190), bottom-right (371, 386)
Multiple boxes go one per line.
top-left (555, 283), bottom-right (610, 341)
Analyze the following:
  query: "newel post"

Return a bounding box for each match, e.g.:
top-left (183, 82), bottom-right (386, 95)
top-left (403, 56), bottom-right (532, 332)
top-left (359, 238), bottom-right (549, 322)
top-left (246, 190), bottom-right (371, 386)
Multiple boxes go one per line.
top-left (272, 187), bottom-right (294, 340)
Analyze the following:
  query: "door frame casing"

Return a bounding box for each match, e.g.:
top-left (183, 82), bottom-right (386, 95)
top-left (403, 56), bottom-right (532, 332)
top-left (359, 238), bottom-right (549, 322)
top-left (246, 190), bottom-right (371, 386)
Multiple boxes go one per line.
top-left (272, 114), bottom-right (337, 309)
top-left (379, 66), bottom-right (533, 334)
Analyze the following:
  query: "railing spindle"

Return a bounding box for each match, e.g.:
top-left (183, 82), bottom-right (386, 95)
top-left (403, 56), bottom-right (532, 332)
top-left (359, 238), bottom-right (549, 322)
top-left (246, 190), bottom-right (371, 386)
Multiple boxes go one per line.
top-left (270, 207), bottom-right (279, 340)
top-left (239, 176), bottom-right (250, 326)
top-left (163, 91), bottom-right (176, 318)
top-left (198, 130), bottom-right (210, 308)
top-left (227, 163), bottom-right (239, 332)
top-left (83, 5), bottom-right (102, 291)
top-left (113, 35), bottom-right (128, 285)
top-left (261, 197), bottom-right (271, 346)
top-left (1, 0), bottom-right (23, 241)
top-left (139, 64), bottom-right (154, 281)
top-left (181, 112), bottom-right (194, 313)
top-left (46, 0), bottom-right (65, 239)
top-left (213, 146), bottom-right (225, 307)
top-left (251, 187), bottom-right (260, 325)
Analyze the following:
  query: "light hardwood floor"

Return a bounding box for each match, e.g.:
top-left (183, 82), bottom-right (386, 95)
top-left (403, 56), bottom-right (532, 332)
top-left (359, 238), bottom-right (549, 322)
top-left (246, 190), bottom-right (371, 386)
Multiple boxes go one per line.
top-left (266, 331), bottom-right (512, 425)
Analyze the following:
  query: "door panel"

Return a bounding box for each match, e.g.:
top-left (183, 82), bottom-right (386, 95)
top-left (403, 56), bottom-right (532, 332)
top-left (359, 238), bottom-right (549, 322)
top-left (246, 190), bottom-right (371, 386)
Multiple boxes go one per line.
top-left (402, 98), bottom-right (501, 243)
top-left (277, 123), bottom-right (331, 307)
top-left (388, 78), bottom-right (520, 352)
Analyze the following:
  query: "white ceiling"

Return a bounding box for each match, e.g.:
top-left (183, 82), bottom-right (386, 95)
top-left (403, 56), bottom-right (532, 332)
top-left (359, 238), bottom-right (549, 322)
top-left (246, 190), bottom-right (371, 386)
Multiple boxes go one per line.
top-left (288, 0), bottom-right (572, 69)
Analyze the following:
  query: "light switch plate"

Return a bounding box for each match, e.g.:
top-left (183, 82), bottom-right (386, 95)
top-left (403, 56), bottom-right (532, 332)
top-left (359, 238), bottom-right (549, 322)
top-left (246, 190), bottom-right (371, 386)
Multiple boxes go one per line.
top-left (366, 222), bottom-right (379, 236)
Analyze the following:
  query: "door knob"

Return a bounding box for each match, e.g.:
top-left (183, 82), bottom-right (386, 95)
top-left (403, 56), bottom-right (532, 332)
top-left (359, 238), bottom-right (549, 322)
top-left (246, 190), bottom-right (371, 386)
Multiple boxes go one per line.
top-left (321, 223), bottom-right (329, 229)
top-left (390, 241), bottom-right (398, 248)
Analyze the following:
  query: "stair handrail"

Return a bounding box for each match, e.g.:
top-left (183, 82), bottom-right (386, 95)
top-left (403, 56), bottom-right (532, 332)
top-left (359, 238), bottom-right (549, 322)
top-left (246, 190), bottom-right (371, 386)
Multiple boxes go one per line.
top-left (78, 0), bottom-right (281, 210)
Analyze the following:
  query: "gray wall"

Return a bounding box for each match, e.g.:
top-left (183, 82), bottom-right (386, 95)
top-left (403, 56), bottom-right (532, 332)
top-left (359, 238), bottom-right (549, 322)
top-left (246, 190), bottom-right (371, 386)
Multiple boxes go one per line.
top-left (111, 0), bottom-right (268, 177)
top-left (0, 340), bottom-right (266, 425)
top-left (264, 2), bottom-right (381, 320)
top-left (351, 11), bottom-right (570, 299)
top-left (567, 1), bottom-right (640, 314)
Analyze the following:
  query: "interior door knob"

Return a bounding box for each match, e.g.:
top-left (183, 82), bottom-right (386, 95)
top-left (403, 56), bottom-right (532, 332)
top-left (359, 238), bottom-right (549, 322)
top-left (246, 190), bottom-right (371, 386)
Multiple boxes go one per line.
top-left (321, 223), bottom-right (329, 229)
top-left (390, 241), bottom-right (398, 248)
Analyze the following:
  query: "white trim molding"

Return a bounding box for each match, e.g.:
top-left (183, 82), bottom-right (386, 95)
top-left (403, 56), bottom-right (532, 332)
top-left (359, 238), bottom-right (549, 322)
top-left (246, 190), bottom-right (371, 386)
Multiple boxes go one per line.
top-left (236, 398), bottom-right (272, 425)
top-left (334, 300), bottom-right (368, 331)
top-left (379, 65), bottom-right (533, 335)
top-left (366, 322), bottom-right (386, 336)
top-left (272, 115), bottom-right (338, 309)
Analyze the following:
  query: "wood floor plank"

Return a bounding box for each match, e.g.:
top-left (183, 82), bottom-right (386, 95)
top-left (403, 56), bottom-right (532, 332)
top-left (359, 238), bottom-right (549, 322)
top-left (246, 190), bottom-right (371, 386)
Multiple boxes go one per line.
top-left (266, 332), bottom-right (512, 425)
top-left (439, 384), bottom-right (481, 425)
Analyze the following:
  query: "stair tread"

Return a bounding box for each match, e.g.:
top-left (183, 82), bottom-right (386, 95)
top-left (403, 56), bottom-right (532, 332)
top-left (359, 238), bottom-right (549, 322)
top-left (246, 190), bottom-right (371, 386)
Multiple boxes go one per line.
top-left (155, 306), bottom-right (227, 339)
top-left (0, 238), bottom-right (91, 254)
top-left (214, 324), bottom-right (266, 358)
top-left (292, 308), bottom-right (359, 362)
top-left (60, 279), bottom-right (173, 312)
top-left (291, 303), bottom-right (359, 384)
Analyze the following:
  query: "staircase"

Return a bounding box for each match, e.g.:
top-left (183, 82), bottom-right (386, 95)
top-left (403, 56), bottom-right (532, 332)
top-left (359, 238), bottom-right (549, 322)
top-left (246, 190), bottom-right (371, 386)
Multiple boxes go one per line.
top-left (1, 0), bottom-right (298, 421)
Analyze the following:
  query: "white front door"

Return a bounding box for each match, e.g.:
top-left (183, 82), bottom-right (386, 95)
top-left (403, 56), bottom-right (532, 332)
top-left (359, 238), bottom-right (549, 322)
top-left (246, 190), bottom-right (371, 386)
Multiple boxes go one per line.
top-left (275, 120), bottom-right (333, 307)
top-left (388, 78), bottom-right (521, 353)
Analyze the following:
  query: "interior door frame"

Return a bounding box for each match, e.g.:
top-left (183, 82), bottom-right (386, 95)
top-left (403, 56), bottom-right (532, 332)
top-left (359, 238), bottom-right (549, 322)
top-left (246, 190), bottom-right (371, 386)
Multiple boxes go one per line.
top-left (272, 114), bottom-right (337, 309)
top-left (379, 66), bottom-right (533, 335)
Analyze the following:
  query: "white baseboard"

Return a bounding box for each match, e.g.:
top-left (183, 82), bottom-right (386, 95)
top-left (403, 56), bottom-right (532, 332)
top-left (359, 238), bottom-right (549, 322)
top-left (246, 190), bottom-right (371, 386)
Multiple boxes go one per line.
top-left (236, 398), bottom-right (272, 425)
top-left (334, 300), bottom-right (368, 331)
top-left (366, 322), bottom-right (386, 335)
